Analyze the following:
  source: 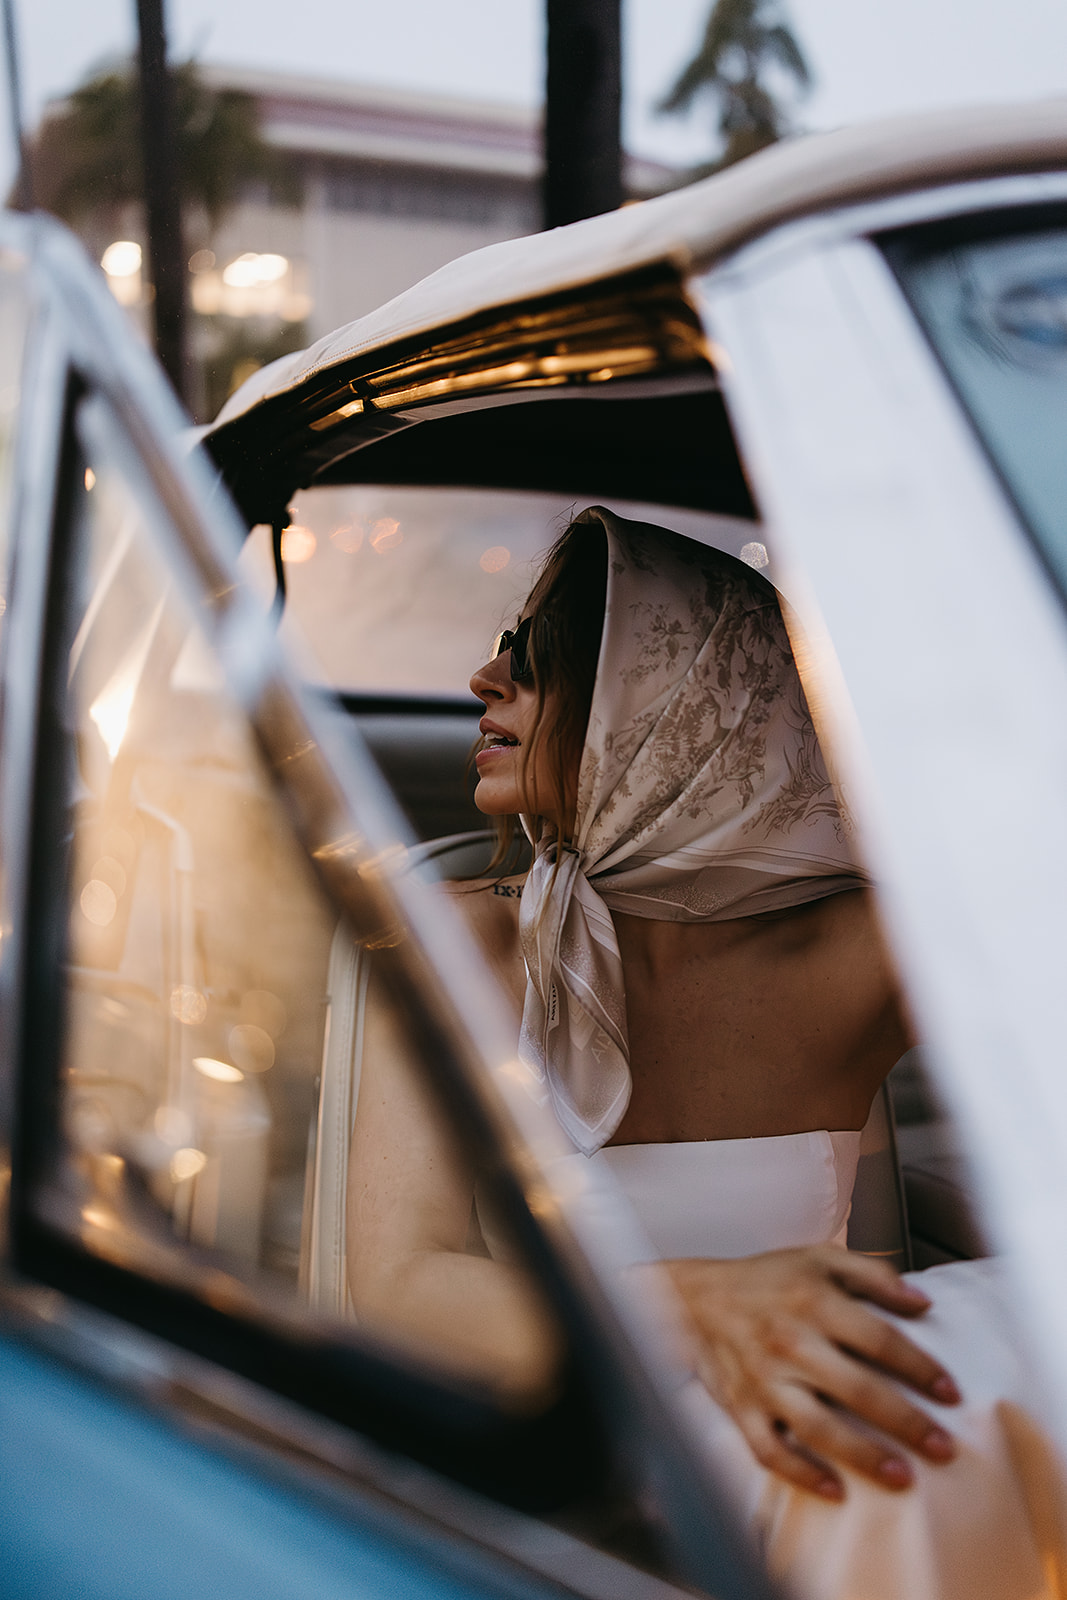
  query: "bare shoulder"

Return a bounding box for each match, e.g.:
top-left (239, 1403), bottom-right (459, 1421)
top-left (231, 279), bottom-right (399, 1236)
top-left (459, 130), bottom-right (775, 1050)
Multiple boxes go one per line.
top-left (442, 875), bottom-right (527, 1011)
top-left (444, 871), bottom-right (524, 914)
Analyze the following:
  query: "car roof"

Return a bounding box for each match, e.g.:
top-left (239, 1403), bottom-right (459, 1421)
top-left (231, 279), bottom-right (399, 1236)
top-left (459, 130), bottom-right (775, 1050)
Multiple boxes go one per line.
top-left (210, 98), bottom-right (1067, 433)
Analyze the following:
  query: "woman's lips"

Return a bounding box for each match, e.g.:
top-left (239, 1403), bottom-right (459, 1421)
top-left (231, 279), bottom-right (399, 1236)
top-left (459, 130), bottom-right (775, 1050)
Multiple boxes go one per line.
top-left (475, 741), bottom-right (517, 767)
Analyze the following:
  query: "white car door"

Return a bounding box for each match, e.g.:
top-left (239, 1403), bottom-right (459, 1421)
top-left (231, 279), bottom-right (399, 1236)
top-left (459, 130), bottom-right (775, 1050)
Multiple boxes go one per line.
top-left (698, 177), bottom-right (1067, 1448)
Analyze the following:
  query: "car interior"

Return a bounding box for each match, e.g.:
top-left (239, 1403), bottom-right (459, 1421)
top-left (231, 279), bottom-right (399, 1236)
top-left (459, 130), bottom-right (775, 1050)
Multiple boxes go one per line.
top-left (204, 259), bottom-right (988, 1279)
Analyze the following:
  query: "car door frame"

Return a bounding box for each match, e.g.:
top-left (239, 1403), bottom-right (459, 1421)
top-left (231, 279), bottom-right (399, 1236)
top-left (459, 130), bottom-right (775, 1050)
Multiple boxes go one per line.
top-left (696, 170), bottom-right (1067, 1456)
top-left (0, 211), bottom-right (774, 1600)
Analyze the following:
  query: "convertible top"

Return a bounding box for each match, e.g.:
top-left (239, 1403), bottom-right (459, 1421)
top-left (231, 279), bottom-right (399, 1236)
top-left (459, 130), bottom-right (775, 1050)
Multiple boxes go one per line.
top-left (210, 97), bottom-right (1067, 433)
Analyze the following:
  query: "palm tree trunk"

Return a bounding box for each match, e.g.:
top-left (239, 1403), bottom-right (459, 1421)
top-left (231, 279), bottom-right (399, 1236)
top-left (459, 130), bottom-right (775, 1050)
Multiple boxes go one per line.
top-left (135, 0), bottom-right (188, 404)
top-left (543, 0), bottom-right (622, 229)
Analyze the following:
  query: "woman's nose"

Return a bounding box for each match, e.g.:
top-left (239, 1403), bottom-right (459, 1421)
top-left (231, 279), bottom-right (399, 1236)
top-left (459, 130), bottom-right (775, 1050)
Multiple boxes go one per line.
top-left (470, 651), bottom-right (515, 703)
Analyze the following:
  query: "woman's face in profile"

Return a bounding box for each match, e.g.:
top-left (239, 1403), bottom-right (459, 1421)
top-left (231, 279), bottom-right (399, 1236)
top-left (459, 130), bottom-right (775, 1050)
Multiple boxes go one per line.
top-left (469, 631), bottom-right (566, 820)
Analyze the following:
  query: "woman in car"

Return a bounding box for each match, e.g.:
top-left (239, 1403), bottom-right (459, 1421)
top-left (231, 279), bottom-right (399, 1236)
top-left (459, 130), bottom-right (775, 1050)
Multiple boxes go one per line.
top-left (349, 507), bottom-right (1061, 1600)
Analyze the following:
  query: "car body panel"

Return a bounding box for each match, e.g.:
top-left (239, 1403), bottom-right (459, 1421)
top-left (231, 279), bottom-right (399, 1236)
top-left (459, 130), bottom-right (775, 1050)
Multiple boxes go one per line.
top-left (0, 1331), bottom-right (600, 1600)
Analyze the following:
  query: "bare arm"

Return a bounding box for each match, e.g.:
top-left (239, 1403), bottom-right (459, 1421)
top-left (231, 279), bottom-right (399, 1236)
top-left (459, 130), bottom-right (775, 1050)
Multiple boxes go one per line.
top-left (345, 883), bottom-right (558, 1398)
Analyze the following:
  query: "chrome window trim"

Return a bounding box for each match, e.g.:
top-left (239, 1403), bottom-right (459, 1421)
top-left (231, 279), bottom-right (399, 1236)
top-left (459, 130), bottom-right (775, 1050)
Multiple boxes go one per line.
top-left (697, 223), bottom-right (1067, 1450)
top-left (0, 212), bottom-right (770, 1600)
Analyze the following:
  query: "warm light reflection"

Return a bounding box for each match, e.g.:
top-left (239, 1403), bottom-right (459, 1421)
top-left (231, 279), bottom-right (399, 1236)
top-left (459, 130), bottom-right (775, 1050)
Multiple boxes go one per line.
top-left (707, 339), bottom-right (734, 375)
top-left (190, 255), bottom-right (310, 322)
top-left (170, 1147), bottom-right (208, 1182)
top-left (228, 1024), bottom-right (275, 1074)
top-left (222, 252), bottom-right (288, 288)
top-left (82, 1205), bottom-right (115, 1231)
top-left (88, 600), bottom-right (163, 761)
top-left (331, 520), bottom-right (364, 554)
top-left (80, 879), bottom-right (117, 928)
top-left (280, 524), bottom-right (316, 563)
top-left (91, 855), bottom-right (127, 898)
top-left (101, 241), bottom-right (142, 278)
top-left (740, 541), bottom-right (769, 570)
top-left (170, 985), bottom-right (208, 1025)
top-left (479, 545), bottom-right (510, 573)
top-left (498, 1056), bottom-right (542, 1093)
top-left (154, 1105), bottom-right (193, 1145)
top-left (194, 1056), bottom-right (244, 1084)
top-left (308, 396), bottom-right (364, 432)
top-left (370, 517), bottom-right (402, 553)
top-left (101, 241), bottom-right (143, 308)
top-left (84, 468), bottom-right (96, 491)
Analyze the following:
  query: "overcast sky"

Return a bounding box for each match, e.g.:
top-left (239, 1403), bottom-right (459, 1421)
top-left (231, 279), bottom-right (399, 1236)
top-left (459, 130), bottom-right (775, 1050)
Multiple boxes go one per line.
top-left (5, 0), bottom-right (1067, 191)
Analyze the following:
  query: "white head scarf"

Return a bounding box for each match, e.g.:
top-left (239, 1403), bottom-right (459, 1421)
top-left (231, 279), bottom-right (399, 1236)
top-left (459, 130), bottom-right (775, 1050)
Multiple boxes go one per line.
top-left (518, 508), bottom-right (868, 1155)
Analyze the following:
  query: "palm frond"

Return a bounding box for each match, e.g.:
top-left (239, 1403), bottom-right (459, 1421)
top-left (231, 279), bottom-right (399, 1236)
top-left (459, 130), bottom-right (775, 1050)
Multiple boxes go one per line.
top-left (657, 0), bottom-right (811, 169)
top-left (763, 23), bottom-right (812, 89)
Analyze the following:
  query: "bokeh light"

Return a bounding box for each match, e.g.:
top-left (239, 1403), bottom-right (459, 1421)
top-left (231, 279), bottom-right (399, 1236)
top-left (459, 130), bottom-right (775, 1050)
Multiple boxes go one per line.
top-left (281, 524), bottom-right (317, 563)
top-left (170, 985), bottom-right (208, 1025)
top-left (101, 240), bottom-right (142, 278)
top-left (370, 517), bottom-right (403, 553)
top-left (194, 1056), bottom-right (243, 1084)
top-left (80, 879), bottom-right (117, 927)
top-left (331, 520), bottom-right (364, 554)
top-left (170, 1147), bottom-right (208, 1182)
top-left (228, 1023), bottom-right (275, 1074)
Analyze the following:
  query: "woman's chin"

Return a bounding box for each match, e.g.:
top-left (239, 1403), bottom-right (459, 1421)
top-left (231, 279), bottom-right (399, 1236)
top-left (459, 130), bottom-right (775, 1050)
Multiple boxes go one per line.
top-left (473, 781), bottom-right (519, 817)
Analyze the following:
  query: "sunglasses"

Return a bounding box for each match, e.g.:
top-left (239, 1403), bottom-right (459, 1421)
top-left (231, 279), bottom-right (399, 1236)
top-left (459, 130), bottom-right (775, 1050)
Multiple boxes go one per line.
top-left (491, 615), bottom-right (534, 684)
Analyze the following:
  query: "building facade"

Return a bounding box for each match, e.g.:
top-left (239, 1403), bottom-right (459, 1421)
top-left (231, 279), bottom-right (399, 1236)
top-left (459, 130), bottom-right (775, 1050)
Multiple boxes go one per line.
top-left (77, 67), bottom-right (673, 418)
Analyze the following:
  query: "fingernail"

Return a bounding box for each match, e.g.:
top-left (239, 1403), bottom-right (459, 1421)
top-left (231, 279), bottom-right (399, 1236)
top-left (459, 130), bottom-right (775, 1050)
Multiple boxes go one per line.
top-left (931, 1374), bottom-right (961, 1404)
top-left (816, 1476), bottom-right (845, 1501)
top-left (922, 1426), bottom-right (956, 1461)
top-left (878, 1457), bottom-right (913, 1488)
top-left (900, 1282), bottom-right (930, 1304)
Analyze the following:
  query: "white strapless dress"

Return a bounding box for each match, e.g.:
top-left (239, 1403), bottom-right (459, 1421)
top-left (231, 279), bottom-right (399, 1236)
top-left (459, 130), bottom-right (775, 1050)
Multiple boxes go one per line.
top-left (584, 1132), bottom-right (1067, 1600)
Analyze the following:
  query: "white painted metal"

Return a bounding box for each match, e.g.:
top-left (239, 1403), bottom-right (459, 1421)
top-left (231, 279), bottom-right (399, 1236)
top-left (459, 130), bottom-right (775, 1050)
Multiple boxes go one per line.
top-left (696, 227), bottom-right (1067, 1442)
top-left (699, 171), bottom-right (1067, 290)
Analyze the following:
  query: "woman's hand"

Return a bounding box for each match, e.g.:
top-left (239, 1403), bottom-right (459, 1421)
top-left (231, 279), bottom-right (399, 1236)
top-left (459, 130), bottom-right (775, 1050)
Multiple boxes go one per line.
top-left (664, 1247), bottom-right (961, 1501)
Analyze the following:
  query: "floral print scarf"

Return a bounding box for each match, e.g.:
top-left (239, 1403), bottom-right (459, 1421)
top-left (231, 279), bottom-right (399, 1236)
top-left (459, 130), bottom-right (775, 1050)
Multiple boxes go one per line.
top-left (518, 508), bottom-right (868, 1155)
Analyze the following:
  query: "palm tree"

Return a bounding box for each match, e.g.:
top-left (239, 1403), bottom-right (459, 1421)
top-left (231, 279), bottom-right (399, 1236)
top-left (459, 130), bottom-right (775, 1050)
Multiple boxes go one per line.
top-left (29, 58), bottom-right (296, 237)
top-left (659, 0), bottom-right (811, 173)
top-left (27, 59), bottom-right (302, 418)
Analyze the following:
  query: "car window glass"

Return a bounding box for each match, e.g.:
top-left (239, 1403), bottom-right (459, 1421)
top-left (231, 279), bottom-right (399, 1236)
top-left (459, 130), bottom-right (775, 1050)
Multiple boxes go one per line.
top-left (34, 398), bottom-right (563, 1411)
top-left (884, 219), bottom-right (1067, 602)
top-left (237, 485), bottom-right (764, 694)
